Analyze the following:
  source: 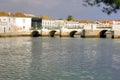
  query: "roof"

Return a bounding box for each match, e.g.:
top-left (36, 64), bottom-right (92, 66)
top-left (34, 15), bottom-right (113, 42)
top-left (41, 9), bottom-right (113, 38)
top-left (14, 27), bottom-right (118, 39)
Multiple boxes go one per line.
top-left (40, 15), bottom-right (54, 20)
top-left (96, 20), bottom-right (113, 24)
top-left (0, 11), bottom-right (9, 16)
top-left (0, 11), bottom-right (31, 17)
top-left (79, 20), bottom-right (94, 23)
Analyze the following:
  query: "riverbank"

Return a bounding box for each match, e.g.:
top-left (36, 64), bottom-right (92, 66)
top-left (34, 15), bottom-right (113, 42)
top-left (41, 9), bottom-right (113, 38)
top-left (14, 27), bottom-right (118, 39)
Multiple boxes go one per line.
top-left (0, 32), bottom-right (119, 39)
top-left (0, 33), bottom-right (31, 37)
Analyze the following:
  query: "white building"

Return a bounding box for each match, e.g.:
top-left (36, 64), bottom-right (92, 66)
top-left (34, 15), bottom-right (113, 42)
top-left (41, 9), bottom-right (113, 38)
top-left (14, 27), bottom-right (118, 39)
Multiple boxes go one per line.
top-left (112, 20), bottom-right (120, 30)
top-left (14, 17), bottom-right (31, 32)
top-left (0, 16), bottom-right (32, 33)
top-left (42, 20), bottom-right (64, 29)
top-left (0, 16), bottom-right (12, 33)
top-left (79, 22), bottom-right (96, 30)
top-left (65, 21), bottom-right (81, 29)
top-left (95, 20), bottom-right (112, 30)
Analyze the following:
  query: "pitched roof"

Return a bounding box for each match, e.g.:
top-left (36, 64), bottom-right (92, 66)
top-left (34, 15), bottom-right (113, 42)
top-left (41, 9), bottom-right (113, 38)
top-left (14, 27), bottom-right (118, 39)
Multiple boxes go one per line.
top-left (0, 11), bottom-right (28, 17)
top-left (0, 11), bottom-right (9, 16)
top-left (96, 20), bottom-right (113, 24)
top-left (40, 15), bottom-right (54, 20)
top-left (79, 20), bottom-right (94, 23)
top-left (14, 12), bottom-right (26, 17)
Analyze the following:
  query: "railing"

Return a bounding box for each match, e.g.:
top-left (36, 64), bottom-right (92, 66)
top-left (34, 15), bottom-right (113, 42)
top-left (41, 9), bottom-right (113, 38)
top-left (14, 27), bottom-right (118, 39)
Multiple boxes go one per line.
top-left (66, 26), bottom-right (83, 29)
top-left (42, 26), bottom-right (83, 29)
top-left (31, 26), bottom-right (43, 30)
top-left (96, 27), bottom-right (112, 29)
top-left (42, 26), bottom-right (61, 30)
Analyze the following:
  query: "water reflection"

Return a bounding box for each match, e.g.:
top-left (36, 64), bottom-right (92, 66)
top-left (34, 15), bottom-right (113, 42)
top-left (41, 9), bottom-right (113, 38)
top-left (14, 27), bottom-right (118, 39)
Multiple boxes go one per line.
top-left (30, 38), bottom-right (120, 80)
top-left (0, 37), bottom-right (32, 80)
top-left (0, 37), bottom-right (120, 80)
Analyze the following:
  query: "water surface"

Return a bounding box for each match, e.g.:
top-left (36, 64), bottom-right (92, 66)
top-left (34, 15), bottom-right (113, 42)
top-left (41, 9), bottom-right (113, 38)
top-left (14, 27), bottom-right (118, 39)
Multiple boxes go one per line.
top-left (0, 37), bottom-right (120, 80)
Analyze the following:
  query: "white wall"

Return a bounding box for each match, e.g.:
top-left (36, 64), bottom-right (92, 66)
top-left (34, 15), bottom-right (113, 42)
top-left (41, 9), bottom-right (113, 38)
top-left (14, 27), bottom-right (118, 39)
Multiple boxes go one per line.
top-left (14, 17), bottom-right (31, 31)
top-left (0, 16), bottom-right (32, 33)
top-left (42, 20), bottom-right (64, 29)
top-left (0, 16), bottom-right (11, 33)
top-left (80, 23), bottom-right (95, 30)
top-left (112, 21), bottom-right (120, 30)
top-left (65, 22), bottom-right (80, 29)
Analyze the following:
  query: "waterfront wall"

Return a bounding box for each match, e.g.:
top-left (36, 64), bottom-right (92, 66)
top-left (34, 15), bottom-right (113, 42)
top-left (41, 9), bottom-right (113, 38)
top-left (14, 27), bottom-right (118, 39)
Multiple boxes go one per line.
top-left (0, 29), bottom-right (120, 39)
top-left (81, 30), bottom-right (100, 38)
top-left (81, 29), bottom-right (120, 39)
top-left (114, 30), bottom-right (120, 38)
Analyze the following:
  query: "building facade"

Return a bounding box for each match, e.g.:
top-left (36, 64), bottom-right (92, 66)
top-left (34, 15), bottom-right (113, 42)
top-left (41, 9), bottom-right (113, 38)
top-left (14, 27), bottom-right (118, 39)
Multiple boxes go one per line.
top-left (112, 20), bottom-right (120, 30)
top-left (42, 20), bottom-right (64, 29)
top-left (14, 17), bottom-right (31, 32)
top-left (0, 16), bottom-right (32, 33)
top-left (0, 16), bottom-right (13, 33)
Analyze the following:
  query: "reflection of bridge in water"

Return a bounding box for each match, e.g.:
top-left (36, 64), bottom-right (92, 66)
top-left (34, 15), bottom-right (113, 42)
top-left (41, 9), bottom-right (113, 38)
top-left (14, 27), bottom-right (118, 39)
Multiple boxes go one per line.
top-left (31, 26), bottom-right (120, 39)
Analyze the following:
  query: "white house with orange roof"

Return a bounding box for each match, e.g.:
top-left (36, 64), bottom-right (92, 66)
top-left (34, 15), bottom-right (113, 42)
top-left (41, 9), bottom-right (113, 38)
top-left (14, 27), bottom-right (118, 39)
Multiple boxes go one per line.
top-left (0, 15), bottom-right (32, 33)
top-left (95, 20), bottom-right (112, 30)
top-left (79, 20), bottom-right (96, 30)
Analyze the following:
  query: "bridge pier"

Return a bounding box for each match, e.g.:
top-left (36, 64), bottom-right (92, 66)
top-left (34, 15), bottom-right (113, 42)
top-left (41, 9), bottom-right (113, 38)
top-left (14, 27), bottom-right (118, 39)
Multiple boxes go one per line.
top-left (113, 30), bottom-right (120, 38)
top-left (59, 31), bottom-right (70, 37)
top-left (81, 30), bottom-right (100, 38)
top-left (30, 29), bottom-right (120, 39)
top-left (81, 29), bottom-right (117, 39)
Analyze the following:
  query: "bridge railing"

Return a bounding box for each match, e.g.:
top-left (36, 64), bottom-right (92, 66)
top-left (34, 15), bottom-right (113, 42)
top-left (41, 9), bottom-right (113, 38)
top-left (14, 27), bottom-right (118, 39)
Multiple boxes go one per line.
top-left (43, 26), bottom-right (61, 30)
top-left (65, 26), bottom-right (83, 29)
top-left (96, 27), bottom-right (112, 30)
top-left (30, 26), bottom-right (43, 30)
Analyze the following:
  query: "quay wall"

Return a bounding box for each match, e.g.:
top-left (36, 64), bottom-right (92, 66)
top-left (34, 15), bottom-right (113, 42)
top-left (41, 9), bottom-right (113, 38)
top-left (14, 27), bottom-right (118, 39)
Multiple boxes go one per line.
top-left (114, 30), bottom-right (120, 38)
top-left (0, 32), bottom-right (31, 37)
top-left (0, 29), bottom-right (120, 39)
top-left (81, 29), bottom-right (120, 39)
top-left (81, 30), bottom-right (100, 38)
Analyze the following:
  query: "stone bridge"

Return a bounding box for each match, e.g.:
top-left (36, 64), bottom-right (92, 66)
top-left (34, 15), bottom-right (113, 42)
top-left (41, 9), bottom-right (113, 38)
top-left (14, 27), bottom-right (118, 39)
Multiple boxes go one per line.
top-left (31, 28), bottom-right (83, 37)
top-left (30, 27), bottom-right (120, 38)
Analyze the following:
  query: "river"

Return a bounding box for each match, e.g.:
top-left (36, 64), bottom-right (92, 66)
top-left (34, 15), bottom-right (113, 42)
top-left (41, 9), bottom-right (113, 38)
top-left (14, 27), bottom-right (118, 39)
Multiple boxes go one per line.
top-left (0, 37), bottom-right (120, 80)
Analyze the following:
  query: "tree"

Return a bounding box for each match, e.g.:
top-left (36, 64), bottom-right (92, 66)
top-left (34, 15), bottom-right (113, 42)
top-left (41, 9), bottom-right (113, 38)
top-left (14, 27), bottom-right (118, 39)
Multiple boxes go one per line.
top-left (67, 15), bottom-right (73, 21)
top-left (83, 0), bottom-right (120, 14)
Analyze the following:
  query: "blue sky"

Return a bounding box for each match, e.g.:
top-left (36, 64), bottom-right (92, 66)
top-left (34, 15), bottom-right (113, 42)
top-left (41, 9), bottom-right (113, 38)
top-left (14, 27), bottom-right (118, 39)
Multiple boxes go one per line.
top-left (0, 0), bottom-right (120, 21)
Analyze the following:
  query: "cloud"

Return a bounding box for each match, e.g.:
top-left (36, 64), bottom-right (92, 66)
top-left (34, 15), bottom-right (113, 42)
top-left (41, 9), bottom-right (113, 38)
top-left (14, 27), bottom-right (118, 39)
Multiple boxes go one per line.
top-left (31, 0), bottom-right (61, 9)
top-left (9, 0), bottom-right (61, 9)
top-left (0, 0), bottom-right (120, 20)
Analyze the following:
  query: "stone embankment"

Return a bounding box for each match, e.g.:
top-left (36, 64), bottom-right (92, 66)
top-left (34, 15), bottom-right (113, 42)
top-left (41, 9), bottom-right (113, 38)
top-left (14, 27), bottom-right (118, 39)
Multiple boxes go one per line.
top-left (0, 32), bottom-right (31, 37)
top-left (0, 29), bottom-right (120, 39)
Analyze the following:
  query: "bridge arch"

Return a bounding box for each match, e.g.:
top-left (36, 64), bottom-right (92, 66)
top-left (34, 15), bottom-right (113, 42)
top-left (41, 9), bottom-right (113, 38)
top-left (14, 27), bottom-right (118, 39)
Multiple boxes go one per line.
top-left (69, 31), bottom-right (78, 37)
top-left (99, 30), bottom-right (108, 38)
top-left (31, 30), bottom-right (40, 37)
top-left (49, 30), bottom-right (57, 37)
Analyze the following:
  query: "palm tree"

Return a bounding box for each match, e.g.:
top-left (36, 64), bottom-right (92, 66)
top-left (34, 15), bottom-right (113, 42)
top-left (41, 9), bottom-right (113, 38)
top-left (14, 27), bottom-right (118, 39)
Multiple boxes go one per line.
top-left (67, 15), bottom-right (73, 21)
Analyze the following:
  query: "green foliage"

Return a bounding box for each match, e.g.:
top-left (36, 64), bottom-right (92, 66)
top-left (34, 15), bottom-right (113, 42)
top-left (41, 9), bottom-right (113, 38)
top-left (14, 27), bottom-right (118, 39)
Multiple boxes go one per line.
top-left (67, 15), bottom-right (73, 21)
top-left (83, 0), bottom-right (120, 14)
top-left (58, 18), bottom-right (63, 20)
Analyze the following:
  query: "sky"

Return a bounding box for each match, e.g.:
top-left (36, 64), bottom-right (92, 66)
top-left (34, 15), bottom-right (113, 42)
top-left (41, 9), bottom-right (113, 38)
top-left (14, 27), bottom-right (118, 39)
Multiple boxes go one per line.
top-left (0, 0), bottom-right (120, 21)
